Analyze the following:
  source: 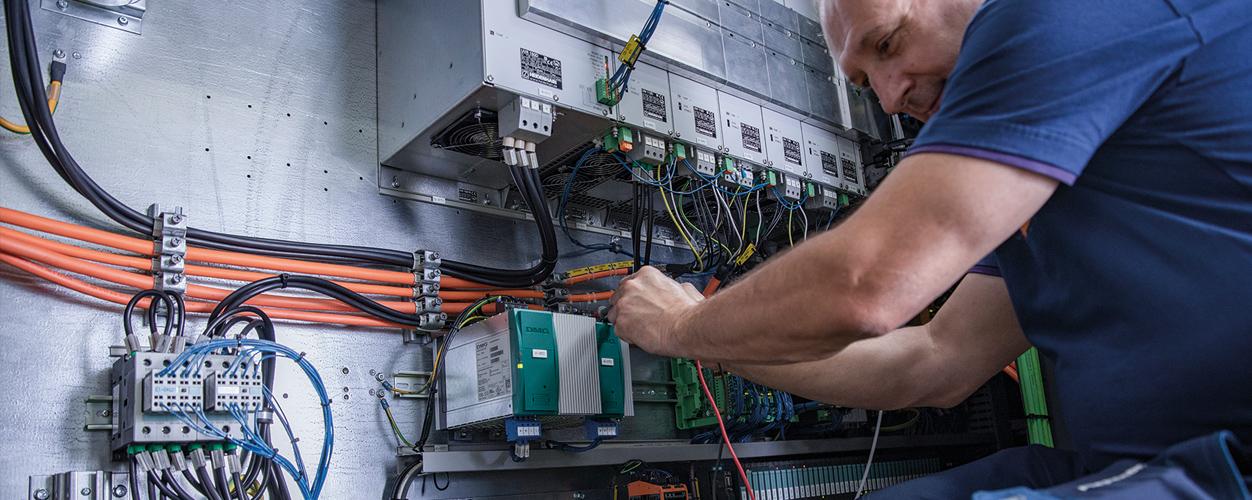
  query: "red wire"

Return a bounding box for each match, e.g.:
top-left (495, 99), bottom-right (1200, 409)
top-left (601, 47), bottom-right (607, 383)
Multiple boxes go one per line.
top-left (695, 359), bottom-right (756, 500)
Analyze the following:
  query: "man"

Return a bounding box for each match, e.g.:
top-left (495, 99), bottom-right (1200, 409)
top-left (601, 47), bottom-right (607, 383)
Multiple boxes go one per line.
top-left (609, 0), bottom-right (1252, 497)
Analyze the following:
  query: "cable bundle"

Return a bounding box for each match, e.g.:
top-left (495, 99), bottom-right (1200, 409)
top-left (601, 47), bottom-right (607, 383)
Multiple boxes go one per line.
top-left (2, 0), bottom-right (557, 287)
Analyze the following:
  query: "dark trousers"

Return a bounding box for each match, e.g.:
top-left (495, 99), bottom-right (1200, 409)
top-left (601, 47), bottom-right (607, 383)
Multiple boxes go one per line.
top-left (868, 431), bottom-right (1250, 499)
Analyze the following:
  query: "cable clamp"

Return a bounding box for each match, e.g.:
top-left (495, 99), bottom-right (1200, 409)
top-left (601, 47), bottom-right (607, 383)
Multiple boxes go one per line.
top-left (147, 204), bottom-right (188, 294)
top-left (415, 296), bottom-right (443, 315)
top-left (417, 312), bottom-right (447, 330)
top-left (412, 250), bottom-right (442, 298)
top-left (255, 410), bottom-right (274, 424)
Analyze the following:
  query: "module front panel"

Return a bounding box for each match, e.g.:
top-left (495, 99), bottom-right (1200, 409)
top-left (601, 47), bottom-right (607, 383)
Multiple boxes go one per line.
top-left (670, 73), bottom-right (724, 151)
top-left (762, 107), bottom-right (807, 177)
top-left (618, 62), bottom-right (676, 135)
top-left (717, 91), bottom-right (766, 164)
top-left (801, 121), bottom-right (842, 189)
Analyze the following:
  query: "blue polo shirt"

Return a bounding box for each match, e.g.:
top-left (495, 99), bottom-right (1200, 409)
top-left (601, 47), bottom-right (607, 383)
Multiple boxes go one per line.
top-left (908, 0), bottom-right (1252, 470)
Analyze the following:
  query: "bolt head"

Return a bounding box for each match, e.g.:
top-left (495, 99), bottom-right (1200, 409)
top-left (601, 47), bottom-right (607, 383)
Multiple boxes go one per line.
top-left (80, 487), bottom-right (92, 496)
top-left (486, 75), bottom-right (495, 82)
top-left (167, 275), bottom-right (183, 284)
top-left (168, 255), bottom-right (183, 264)
top-left (34, 488), bottom-right (50, 500)
top-left (53, 49), bottom-right (65, 58)
top-left (112, 484), bottom-right (128, 497)
top-left (167, 237), bottom-right (182, 247)
top-left (55, 0), bottom-right (67, 9)
top-left (342, 367), bottom-right (350, 374)
top-left (117, 16), bottom-right (128, 25)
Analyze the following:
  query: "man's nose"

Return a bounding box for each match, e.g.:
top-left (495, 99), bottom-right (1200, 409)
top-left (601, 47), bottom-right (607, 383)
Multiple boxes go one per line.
top-left (870, 70), bottom-right (910, 115)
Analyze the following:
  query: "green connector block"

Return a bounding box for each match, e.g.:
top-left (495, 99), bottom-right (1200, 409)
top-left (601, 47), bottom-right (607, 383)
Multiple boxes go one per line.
top-left (618, 126), bottom-right (633, 144)
top-left (806, 182), bottom-right (817, 198)
top-left (722, 157), bottom-right (736, 173)
top-left (672, 143), bottom-right (687, 160)
top-left (838, 193), bottom-right (850, 206)
top-left (671, 358), bottom-right (727, 429)
top-left (767, 170), bottom-right (778, 187)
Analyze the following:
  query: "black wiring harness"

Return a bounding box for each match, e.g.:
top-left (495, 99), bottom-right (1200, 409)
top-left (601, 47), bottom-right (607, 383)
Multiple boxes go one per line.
top-left (2, 0), bottom-right (557, 288)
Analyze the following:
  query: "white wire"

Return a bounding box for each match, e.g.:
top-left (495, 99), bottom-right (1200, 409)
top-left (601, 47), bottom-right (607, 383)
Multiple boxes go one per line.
top-left (855, 410), bottom-right (885, 498)
top-left (799, 209), bottom-right (809, 241)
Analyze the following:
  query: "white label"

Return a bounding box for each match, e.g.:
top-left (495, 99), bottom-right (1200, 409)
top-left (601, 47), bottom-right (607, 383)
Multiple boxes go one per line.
top-left (516, 425), bottom-right (541, 437)
top-left (430, 195), bottom-right (446, 204)
top-left (697, 137), bottom-right (711, 146)
top-left (216, 386), bottom-right (241, 395)
top-left (537, 88), bottom-right (556, 100)
top-left (476, 336), bottom-right (511, 401)
top-left (643, 120), bottom-right (658, 130)
top-left (600, 357), bottom-right (615, 367)
top-left (531, 349), bottom-right (548, 359)
top-left (596, 426), bottom-right (617, 437)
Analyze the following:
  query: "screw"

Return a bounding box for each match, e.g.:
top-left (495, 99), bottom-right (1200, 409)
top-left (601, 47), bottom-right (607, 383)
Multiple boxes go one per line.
top-left (375, 373), bottom-right (385, 382)
top-left (33, 489), bottom-right (49, 500)
top-left (167, 237), bottom-right (182, 247)
top-left (168, 255), bottom-right (183, 265)
top-left (390, 176), bottom-right (400, 188)
top-left (342, 394), bottom-right (350, 400)
top-left (117, 16), bottom-right (128, 26)
top-left (81, 487), bottom-right (92, 496)
top-left (342, 367), bottom-right (350, 375)
top-left (342, 387), bottom-right (350, 393)
top-left (617, 115), bottom-right (626, 121)
top-left (72, 52), bottom-right (81, 59)
top-left (369, 369), bottom-right (377, 377)
top-left (99, 409), bottom-right (111, 417)
top-left (601, 109), bottom-right (609, 116)
top-left (486, 75), bottom-right (494, 82)
top-left (552, 95), bottom-right (560, 102)
top-left (369, 389), bottom-right (377, 396)
top-left (112, 485), bottom-right (128, 497)
top-left (53, 49), bottom-right (65, 59)
top-left (170, 214), bottom-right (184, 225)
top-left (168, 275), bottom-right (183, 285)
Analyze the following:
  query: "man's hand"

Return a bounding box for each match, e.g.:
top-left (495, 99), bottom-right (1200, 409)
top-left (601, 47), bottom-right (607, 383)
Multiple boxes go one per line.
top-left (608, 266), bottom-right (704, 357)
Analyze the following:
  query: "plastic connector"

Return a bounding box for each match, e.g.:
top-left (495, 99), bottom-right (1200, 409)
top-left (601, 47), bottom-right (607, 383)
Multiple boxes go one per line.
top-left (210, 448), bottom-right (226, 470)
top-left (124, 334), bottom-right (143, 354)
top-left (49, 60), bottom-right (67, 82)
top-left (189, 448), bottom-right (208, 469)
top-left (618, 34), bottom-right (644, 68)
top-left (169, 448), bottom-right (188, 472)
top-left (516, 140), bottom-right (531, 168)
top-left (595, 78), bottom-right (619, 106)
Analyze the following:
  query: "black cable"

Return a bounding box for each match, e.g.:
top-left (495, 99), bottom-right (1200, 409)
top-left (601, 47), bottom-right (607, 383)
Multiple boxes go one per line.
top-left (123, 290), bottom-right (174, 340)
top-left (231, 471), bottom-right (247, 500)
top-left (147, 471), bottom-right (182, 500)
top-left (128, 457), bottom-right (145, 500)
top-left (196, 465), bottom-right (223, 500)
top-left (205, 277), bottom-right (425, 329)
top-left (162, 471), bottom-right (195, 500)
top-left (213, 467), bottom-right (232, 500)
top-left (391, 459), bottom-right (423, 500)
top-left (631, 183), bottom-right (643, 271)
top-left (267, 462), bottom-right (291, 500)
top-left (180, 469), bottom-right (205, 497)
top-left (4, 0), bottom-right (557, 286)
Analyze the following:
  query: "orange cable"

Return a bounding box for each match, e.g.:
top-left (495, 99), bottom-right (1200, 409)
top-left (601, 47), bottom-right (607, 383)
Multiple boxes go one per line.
top-left (562, 268), bottom-right (630, 285)
top-left (567, 291), bottom-right (614, 302)
top-left (698, 281), bottom-right (755, 499)
top-left (0, 252), bottom-right (403, 328)
top-left (0, 206), bottom-right (493, 289)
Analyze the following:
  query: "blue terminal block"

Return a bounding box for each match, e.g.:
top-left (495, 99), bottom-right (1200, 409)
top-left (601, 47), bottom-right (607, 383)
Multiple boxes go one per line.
top-left (584, 418), bottom-right (620, 441)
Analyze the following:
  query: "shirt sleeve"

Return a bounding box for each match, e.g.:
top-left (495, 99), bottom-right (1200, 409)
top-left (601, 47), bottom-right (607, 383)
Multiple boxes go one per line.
top-left (908, 0), bottom-right (1201, 184)
top-left (967, 253), bottom-right (1001, 278)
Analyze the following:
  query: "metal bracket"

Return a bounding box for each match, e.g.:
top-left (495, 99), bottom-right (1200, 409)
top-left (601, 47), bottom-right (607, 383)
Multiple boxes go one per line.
top-left (390, 371), bottom-right (432, 399)
top-left (41, 0), bottom-right (146, 35)
top-left (147, 204), bottom-right (187, 294)
top-left (83, 395), bottom-right (114, 432)
top-left (29, 470), bottom-right (132, 500)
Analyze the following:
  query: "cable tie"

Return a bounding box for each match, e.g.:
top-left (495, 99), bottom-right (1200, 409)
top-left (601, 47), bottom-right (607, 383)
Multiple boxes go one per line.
top-left (279, 273), bottom-right (291, 289)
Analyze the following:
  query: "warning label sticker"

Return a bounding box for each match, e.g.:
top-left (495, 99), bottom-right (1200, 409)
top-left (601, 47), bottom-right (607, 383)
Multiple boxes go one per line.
top-left (476, 336), bottom-right (511, 401)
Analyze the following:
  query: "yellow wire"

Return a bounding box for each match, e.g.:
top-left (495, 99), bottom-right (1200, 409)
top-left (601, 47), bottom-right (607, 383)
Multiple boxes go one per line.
top-left (787, 209), bottom-right (795, 247)
top-left (399, 301), bottom-right (494, 396)
top-left (738, 190), bottom-right (749, 255)
top-left (659, 182), bottom-right (704, 271)
top-left (676, 190), bottom-right (731, 257)
top-left (1, 81), bottom-right (60, 134)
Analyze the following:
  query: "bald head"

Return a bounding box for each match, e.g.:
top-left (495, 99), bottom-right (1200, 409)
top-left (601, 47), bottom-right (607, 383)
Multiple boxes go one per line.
top-left (818, 0), bottom-right (982, 121)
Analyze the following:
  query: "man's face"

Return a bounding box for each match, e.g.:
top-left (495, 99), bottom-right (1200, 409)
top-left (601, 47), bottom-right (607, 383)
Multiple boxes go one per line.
top-left (821, 0), bottom-right (974, 122)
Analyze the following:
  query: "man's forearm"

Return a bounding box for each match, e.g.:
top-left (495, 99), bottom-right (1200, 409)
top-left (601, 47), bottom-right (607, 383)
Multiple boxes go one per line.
top-left (724, 325), bottom-right (938, 410)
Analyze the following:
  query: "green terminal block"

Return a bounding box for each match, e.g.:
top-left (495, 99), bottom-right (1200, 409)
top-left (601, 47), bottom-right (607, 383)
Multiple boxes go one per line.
top-left (671, 358), bottom-right (726, 429)
top-left (838, 192), bottom-right (850, 206)
top-left (806, 182), bottom-right (817, 198)
top-left (722, 156), bottom-right (736, 173)
top-left (767, 170), bottom-right (779, 187)
top-left (595, 78), bottom-right (619, 106)
top-left (672, 143), bottom-right (687, 160)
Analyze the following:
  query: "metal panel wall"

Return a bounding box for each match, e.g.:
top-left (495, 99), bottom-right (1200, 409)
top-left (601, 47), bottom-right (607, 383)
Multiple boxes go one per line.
top-left (0, 2), bottom-right (683, 498)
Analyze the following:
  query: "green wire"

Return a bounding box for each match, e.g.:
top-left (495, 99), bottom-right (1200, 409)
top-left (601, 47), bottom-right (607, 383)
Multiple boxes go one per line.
top-left (1017, 347), bottom-right (1054, 447)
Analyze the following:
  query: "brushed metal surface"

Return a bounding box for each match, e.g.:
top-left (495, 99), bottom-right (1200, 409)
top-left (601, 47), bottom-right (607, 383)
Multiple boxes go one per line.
top-left (0, 1), bottom-right (677, 498)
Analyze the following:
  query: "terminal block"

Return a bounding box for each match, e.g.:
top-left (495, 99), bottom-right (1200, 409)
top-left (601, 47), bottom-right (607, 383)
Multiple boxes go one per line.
top-left (719, 159), bottom-right (754, 190)
top-left (804, 183), bottom-right (840, 212)
top-left (626, 133), bottom-right (667, 166)
top-left (681, 148), bottom-right (717, 178)
top-left (205, 371), bottom-right (264, 411)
